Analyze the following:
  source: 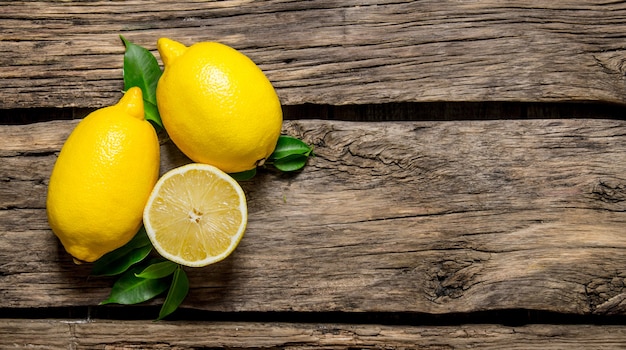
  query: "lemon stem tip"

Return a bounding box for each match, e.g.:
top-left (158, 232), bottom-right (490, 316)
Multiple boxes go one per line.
top-left (157, 38), bottom-right (188, 67)
top-left (118, 87), bottom-right (145, 120)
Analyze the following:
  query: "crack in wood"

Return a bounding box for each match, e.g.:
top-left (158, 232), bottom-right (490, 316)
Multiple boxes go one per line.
top-left (591, 180), bottom-right (626, 204)
top-left (585, 274), bottom-right (626, 314)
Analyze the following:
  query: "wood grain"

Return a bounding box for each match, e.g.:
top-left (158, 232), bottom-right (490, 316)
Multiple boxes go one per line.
top-left (2, 1), bottom-right (626, 108)
top-left (1, 119), bottom-right (624, 315)
top-left (2, 319), bottom-right (626, 349)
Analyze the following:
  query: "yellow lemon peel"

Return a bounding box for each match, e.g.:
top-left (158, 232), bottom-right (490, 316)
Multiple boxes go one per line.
top-left (156, 38), bottom-right (282, 173)
top-left (46, 87), bottom-right (160, 262)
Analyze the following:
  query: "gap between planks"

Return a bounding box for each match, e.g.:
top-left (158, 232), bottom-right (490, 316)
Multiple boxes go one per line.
top-left (3, 101), bottom-right (626, 125)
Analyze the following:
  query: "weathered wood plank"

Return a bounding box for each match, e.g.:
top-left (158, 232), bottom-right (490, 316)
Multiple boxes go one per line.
top-left (1, 119), bottom-right (624, 315)
top-left (2, 319), bottom-right (626, 349)
top-left (2, 1), bottom-right (626, 108)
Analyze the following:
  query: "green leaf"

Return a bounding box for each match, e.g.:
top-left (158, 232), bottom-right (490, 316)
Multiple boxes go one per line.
top-left (93, 244), bottom-right (152, 277)
top-left (143, 100), bottom-right (162, 131)
top-left (158, 266), bottom-right (189, 320)
top-left (120, 35), bottom-right (163, 130)
top-left (229, 168), bottom-right (257, 181)
top-left (92, 227), bottom-right (152, 277)
top-left (272, 154), bottom-right (310, 172)
top-left (135, 260), bottom-right (178, 279)
top-left (269, 135), bottom-right (313, 161)
top-left (100, 265), bottom-right (170, 305)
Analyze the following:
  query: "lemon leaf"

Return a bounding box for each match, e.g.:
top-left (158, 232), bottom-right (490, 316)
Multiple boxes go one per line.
top-left (229, 168), bottom-right (256, 181)
top-left (92, 227), bottom-right (152, 277)
top-left (158, 266), bottom-right (189, 320)
top-left (100, 264), bottom-right (170, 305)
top-left (272, 154), bottom-right (310, 172)
top-left (143, 100), bottom-right (162, 131)
top-left (135, 260), bottom-right (178, 279)
top-left (265, 135), bottom-right (313, 172)
top-left (269, 135), bottom-right (313, 161)
top-left (92, 244), bottom-right (152, 277)
top-left (120, 35), bottom-right (163, 130)
top-left (230, 136), bottom-right (313, 179)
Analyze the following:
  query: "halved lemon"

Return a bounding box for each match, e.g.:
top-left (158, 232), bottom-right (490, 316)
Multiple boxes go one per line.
top-left (143, 163), bottom-right (247, 267)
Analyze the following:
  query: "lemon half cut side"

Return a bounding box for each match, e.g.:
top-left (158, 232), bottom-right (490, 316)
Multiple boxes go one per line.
top-left (143, 163), bottom-right (248, 267)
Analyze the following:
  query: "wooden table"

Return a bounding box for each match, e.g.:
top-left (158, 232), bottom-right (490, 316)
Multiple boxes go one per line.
top-left (2, 1), bottom-right (625, 348)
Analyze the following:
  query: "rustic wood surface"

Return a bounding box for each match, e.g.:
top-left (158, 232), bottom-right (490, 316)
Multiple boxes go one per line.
top-left (3, 319), bottom-right (626, 349)
top-left (2, 0), bottom-right (626, 109)
top-left (1, 118), bottom-right (624, 316)
top-left (3, 0), bottom-right (626, 347)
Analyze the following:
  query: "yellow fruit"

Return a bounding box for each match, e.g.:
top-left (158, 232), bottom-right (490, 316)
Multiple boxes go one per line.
top-left (143, 163), bottom-right (247, 267)
top-left (46, 87), bottom-right (160, 263)
top-left (156, 38), bottom-right (282, 173)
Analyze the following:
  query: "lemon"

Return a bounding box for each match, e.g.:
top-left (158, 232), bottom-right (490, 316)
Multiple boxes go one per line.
top-left (46, 87), bottom-right (160, 263)
top-left (156, 38), bottom-right (283, 173)
top-left (143, 163), bottom-right (247, 267)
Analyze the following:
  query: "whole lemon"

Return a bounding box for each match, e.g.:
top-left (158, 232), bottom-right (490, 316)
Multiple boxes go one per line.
top-left (46, 87), bottom-right (160, 263)
top-left (156, 38), bottom-right (282, 173)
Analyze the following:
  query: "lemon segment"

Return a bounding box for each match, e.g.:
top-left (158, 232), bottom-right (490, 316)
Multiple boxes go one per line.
top-left (143, 163), bottom-right (248, 267)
